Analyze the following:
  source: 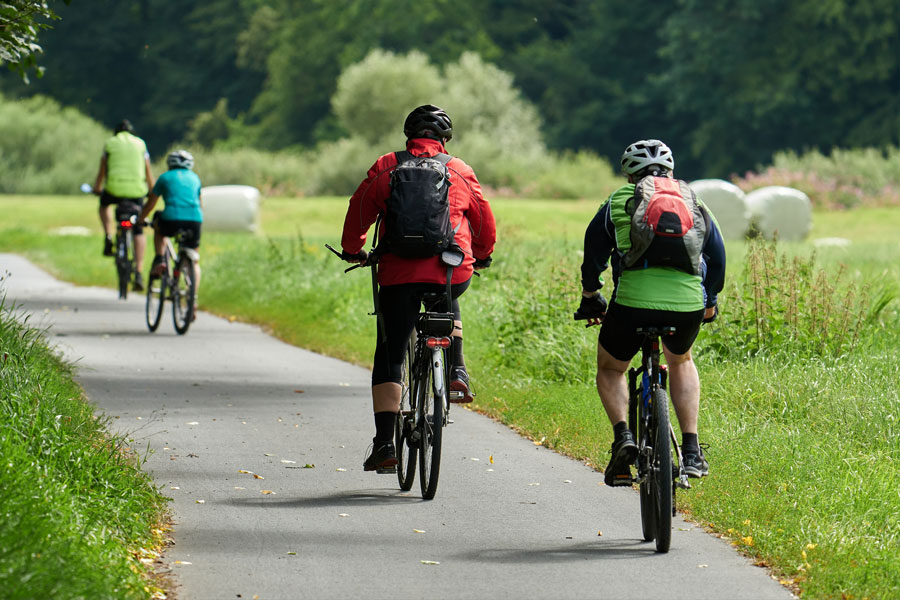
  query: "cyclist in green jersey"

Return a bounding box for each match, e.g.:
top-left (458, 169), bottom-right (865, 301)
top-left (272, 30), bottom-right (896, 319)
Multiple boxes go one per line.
top-left (576, 139), bottom-right (726, 485)
top-left (92, 119), bottom-right (154, 290)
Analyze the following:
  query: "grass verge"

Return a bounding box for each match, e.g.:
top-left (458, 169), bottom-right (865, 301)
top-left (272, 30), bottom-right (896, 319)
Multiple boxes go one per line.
top-left (0, 288), bottom-right (168, 600)
top-left (2, 194), bottom-right (899, 598)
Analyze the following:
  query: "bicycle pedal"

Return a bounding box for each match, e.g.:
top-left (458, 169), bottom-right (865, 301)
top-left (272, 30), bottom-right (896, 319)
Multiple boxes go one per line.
top-left (376, 466), bottom-right (397, 474)
top-left (449, 390), bottom-right (464, 401)
top-left (609, 474), bottom-right (635, 487)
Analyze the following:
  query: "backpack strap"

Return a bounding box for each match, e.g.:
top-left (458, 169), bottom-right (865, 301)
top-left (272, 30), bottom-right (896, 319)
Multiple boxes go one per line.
top-left (394, 150), bottom-right (412, 164)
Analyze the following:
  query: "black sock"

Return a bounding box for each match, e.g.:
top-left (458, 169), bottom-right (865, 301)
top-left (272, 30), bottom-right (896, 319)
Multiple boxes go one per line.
top-left (613, 421), bottom-right (628, 438)
top-left (373, 411), bottom-right (395, 444)
top-left (682, 432), bottom-right (699, 452)
top-left (451, 336), bottom-right (465, 370)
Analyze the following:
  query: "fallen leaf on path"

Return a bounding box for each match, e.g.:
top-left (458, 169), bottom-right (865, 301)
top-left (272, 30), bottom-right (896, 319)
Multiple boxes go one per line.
top-left (563, 480), bottom-right (572, 484)
top-left (335, 468), bottom-right (347, 472)
top-left (339, 382), bottom-right (350, 387)
top-left (238, 470), bottom-right (254, 474)
top-left (533, 436), bottom-right (546, 446)
top-left (338, 513), bottom-right (349, 517)
top-left (486, 469), bottom-right (494, 472)
top-left (529, 482), bottom-right (540, 486)
top-left (698, 564), bottom-right (709, 568)
top-left (260, 490), bottom-right (275, 495)
top-left (470, 457), bottom-right (480, 461)
top-left (264, 453), bottom-right (273, 456)
top-left (173, 561), bottom-right (192, 565)
top-left (170, 486), bottom-right (180, 490)
top-left (281, 460), bottom-right (296, 464)
top-left (195, 500), bottom-right (205, 504)
top-left (287, 552), bottom-right (297, 555)
top-left (185, 422), bottom-right (199, 425)
top-left (302, 464), bottom-right (315, 469)
top-left (228, 315), bottom-right (236, 322)
top-left (413, 529), bottom-right (425, 534)
top-left (597, 531), bottom-right (603, 536)
top-left (253, 474), bottom-right (265, 479)
top-left (294, 390), bottom-right (304, 394)
top-left (234, 487), bottom-right (245, 490)
top-left (489, 455), bottom-right (494, 464)
top-left (420, 560), bottom-right (440, 565)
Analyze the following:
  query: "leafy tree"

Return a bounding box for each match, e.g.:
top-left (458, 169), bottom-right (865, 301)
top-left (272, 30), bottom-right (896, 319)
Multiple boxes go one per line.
top-left (0, 0), bottom-right (70, 81)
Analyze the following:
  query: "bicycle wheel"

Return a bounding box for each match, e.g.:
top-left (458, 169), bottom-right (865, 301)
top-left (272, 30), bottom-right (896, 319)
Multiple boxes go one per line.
top-left (396, 335), bottom-right (417, 491)
top-left (632, 375), bottom-right (656, 542)
top-left (145, 271), bottom-right (166, 332)
top-left (651, 387), bottom-right (673, 553)
top-left (115, 230), bottom-right (132, 299)
top-left (172, 255), bottom-right (196, 335)
top-left (418, 348), bottom-right (444, 499)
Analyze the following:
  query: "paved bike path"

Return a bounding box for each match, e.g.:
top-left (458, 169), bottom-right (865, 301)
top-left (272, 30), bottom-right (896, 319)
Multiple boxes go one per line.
top-left (2, 254), bottom-right (792, 600)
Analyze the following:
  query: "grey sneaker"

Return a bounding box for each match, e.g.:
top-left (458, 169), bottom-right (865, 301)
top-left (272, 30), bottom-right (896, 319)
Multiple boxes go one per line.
top-left (604, 429), bottom-right (638, 487)
top-left (682, 445), bottom-right (709, 478)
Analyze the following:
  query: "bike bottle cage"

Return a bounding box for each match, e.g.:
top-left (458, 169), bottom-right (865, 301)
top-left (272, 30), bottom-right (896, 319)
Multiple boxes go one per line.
top-left (417, 312), bottom-right (455, 337)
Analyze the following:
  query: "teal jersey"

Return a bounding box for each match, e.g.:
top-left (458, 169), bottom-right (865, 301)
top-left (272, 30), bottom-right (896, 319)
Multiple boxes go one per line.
top-left (153, 168), bottom-right (203, 222)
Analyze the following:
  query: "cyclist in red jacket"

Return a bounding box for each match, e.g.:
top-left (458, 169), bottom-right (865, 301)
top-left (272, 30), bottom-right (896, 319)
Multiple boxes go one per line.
top-left (341, 105), bottom-right (497, 472)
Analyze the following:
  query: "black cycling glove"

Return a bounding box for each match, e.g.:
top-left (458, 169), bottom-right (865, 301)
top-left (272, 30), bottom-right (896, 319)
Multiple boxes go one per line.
top-left (341, 249), bottom-right (367, 263)
top-left (574, 293), bottom-right (608, 320)
top-left (473, 256), bottom-right (492, 269)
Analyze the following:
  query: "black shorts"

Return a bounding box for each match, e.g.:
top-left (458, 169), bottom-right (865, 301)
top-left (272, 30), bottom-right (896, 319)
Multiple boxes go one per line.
top-left (372, 279), bottom-right (470, 386)
top-left (156, 217), bottom-right (202, 250)
top-left (598, 302), bottom-right (705, 362)
top-left (105, 196), bottom-right (145, 234)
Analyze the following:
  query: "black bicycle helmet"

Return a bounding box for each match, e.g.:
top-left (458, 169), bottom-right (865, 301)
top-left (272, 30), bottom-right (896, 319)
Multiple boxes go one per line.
top-left (114, 119), bottom-right (134, 134)
top-left (403, 104), bottom-right (453, 141)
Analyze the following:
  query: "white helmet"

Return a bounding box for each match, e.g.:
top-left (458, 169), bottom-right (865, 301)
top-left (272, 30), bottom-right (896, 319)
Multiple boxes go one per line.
top-left (166, 149), bottom-right (194, 170)
top-left (620, 139), bottom-right (674, 176)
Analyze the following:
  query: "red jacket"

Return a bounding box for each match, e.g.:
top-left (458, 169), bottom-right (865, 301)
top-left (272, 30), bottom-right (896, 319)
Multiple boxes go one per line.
top-left (341, 137), bottom-right (496, 286)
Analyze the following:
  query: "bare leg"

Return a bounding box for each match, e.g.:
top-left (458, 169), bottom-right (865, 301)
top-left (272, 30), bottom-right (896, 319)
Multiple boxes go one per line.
top-left (662, 346), bottom-right (699, 435)
top-left (134, 233), bottom-right (146, 273)
top-left (372, 382), bottom-right (401, 413)
top-left (595, 344), bottom-right (630, 424)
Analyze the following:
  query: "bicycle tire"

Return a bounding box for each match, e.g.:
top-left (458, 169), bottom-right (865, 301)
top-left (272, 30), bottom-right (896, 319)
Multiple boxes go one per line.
top-left (172, 255), bottom-right (196, 335)
top-left (633, 373), bottom-right (656, 542)
top-left (115, 230), bottom-right (132, 300)
top-left (396, 335), bottom-right (417, 491)
top-left (145, 272), bottom-right (166, 332)
top-left (418, 348), bottom-right (444, 499)
top-left (652, 387), bottom-right (673, 553)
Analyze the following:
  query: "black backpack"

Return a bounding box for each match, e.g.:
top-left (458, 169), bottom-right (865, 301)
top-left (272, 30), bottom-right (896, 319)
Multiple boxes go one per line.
top-left (381, 151), bottom-right (455, 258)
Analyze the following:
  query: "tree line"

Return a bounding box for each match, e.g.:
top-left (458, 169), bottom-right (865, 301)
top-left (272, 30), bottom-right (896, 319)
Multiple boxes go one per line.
top-left (2, 0), bottom-right (898, 179)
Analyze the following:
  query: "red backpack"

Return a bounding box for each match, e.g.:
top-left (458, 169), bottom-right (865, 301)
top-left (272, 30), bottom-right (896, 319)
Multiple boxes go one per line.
top-left (621, 176), bottom-right (709, 275)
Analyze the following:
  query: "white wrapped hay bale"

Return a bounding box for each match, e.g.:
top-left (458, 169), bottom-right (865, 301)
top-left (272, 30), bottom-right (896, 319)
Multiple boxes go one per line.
top-left (744, 186), bottom-right (812, 241)
top-left (200, 185), bottom-right (260, 233)
top-left (689, 179), bottom-right (750, 240)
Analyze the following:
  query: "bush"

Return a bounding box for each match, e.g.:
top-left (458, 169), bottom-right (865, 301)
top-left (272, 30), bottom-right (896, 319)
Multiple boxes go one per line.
top-left (0, 94), bottom-right (108, 194)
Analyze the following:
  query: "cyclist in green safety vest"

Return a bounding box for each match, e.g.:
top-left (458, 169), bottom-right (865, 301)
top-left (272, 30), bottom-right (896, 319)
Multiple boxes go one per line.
top-left (92, 119), bottom-right (154, 291)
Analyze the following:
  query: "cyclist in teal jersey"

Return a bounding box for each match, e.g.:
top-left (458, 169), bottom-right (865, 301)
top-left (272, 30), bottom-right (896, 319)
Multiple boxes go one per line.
top-left (92, 119), bottom-right (154, 290)
top-left (138, 150), bottom-right (203, 300)
top-left (576, 139), bottom-right (726, 485)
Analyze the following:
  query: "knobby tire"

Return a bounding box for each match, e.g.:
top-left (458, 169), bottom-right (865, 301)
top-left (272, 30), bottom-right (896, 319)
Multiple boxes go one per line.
top-left (652, 387), bottom-right (673, 553)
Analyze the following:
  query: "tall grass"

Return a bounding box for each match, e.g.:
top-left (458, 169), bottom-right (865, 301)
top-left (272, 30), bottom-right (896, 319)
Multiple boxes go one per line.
top-left (0, 289), bottom-right (168, 599)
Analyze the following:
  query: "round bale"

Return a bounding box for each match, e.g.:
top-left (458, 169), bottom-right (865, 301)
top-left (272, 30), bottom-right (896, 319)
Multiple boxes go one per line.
top-left (744, 186), bottom-right (812, 241)
top-left (200, 185), bottom-right (260, 233)
top-left (689, 179), bottom-right (750, 240)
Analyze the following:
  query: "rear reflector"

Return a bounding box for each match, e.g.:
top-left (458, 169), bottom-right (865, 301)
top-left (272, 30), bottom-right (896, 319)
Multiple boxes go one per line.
top-left (426, 337), bottom-right (451, 349)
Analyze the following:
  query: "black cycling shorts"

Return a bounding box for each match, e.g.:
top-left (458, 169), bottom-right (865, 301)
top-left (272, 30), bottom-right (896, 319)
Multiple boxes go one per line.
top-left (372, 279), bottom-right (470, 386)
top-left (106, 197), bottom-right (144, 234)
top-left (598, 301), bottom-right (705, 362)
top-left (156, 217), bottom-right (202, 250)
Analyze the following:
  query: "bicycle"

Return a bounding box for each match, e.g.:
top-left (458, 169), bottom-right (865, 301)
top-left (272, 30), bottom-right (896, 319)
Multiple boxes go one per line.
top-left (574, 311), bottom-right (691, 553)
top-left (80, 183), bottom-right (141, 299)
top-left (146, 226), bottom-right (198, 334)
top-left (326, 228), bottom-right (465, 499)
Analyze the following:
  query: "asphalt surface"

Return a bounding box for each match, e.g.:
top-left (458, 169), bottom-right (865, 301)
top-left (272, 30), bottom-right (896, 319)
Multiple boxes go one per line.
top-left (2, 253), bottom-right (793, 600)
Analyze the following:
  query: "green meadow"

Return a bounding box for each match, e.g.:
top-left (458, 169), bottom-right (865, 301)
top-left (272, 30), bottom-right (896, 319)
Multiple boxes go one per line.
top-left (2, 194), bottom-right (898, 599)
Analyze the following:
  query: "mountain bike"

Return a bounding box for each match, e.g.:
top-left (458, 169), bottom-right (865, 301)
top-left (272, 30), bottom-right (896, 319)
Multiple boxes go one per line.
top-left (326, 228), bottom-right (464, 499)
top-left (146, 227), bottom-right (198, 334)
top-left (626, 326), bottom-right (691, 553)
top-left (112, 202), bottom-right (142, 299)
